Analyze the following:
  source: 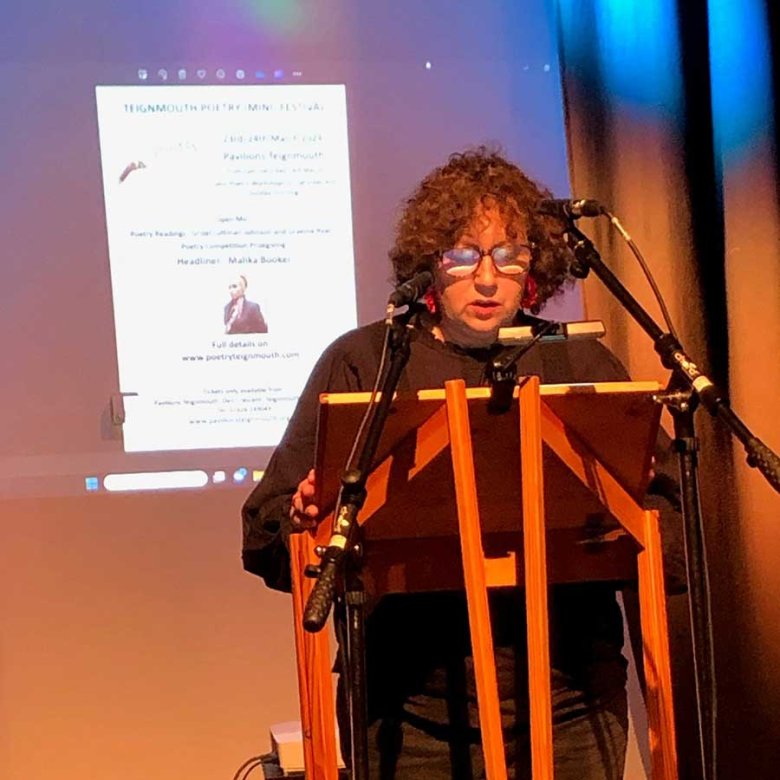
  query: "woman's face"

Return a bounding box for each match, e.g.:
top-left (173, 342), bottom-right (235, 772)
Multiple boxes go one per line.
top-left (434, 202), bottom-right (528, 347)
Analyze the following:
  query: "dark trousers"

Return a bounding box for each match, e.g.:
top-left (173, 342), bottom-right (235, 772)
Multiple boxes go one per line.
top-left (340, 650), bottom-right (628, 780)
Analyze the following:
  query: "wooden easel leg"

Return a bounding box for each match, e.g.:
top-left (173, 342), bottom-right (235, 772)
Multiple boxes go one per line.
top-left (637, 510), bottom-right (678, 780)
top-left (445, 379), bottom-right (509, 780)
top-left (518, 377), bottom-right (554, 780)
top-left (290, 533), bottom-right (339, 780)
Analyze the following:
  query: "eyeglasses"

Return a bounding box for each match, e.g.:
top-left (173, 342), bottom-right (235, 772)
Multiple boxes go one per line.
top-left (440, 243), bottom-right (533, 277)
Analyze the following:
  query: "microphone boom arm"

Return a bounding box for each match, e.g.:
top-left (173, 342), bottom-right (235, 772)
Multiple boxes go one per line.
top-left (566, 224), bottom-right (779, 486)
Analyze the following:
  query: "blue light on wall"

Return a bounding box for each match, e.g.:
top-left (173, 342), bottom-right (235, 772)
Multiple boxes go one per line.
top-left (708, 0), bottom-right (773, 164)
top-left (558, 0), bottom-right (682, 118)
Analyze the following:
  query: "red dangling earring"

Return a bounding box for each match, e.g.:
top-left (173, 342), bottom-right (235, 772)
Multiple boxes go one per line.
top-left (423, 286), bottom-right (439, 316)
top-left (521, 275), bottom-right (538, 310)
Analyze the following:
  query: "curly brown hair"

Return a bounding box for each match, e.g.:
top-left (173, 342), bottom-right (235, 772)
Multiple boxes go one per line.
top-left (389, 147), bottom-right (572, 313)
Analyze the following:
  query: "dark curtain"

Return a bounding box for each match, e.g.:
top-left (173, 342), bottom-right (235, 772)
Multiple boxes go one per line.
top-left (557, 1), bottom-right (780, 778)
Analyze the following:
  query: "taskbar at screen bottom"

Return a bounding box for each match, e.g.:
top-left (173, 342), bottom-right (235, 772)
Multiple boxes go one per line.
top-left (0, 464), bottom-right (266, 499)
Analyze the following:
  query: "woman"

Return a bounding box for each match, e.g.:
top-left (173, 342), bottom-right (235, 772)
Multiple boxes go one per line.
top-left (243, 148), bottom-right (634, 779)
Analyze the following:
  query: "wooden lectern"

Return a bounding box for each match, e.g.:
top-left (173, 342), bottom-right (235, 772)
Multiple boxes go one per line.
top-left (289, 378), bottom-right (677, 779)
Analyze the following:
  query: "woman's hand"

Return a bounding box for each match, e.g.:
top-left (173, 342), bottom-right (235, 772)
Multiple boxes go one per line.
top-left (289, 469), bottom-right (319, 532)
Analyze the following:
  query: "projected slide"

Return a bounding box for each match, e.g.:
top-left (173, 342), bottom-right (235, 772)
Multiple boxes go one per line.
top-left (95, 84), bottom-right (356, 452)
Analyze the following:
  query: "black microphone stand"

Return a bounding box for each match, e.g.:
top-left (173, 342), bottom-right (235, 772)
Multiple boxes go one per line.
top-left (302, 310), bottom-right (414, 780)
top-left (485, 320), bottom-right (560, 413)
top-left (565, 222), bottom-right (780, 780)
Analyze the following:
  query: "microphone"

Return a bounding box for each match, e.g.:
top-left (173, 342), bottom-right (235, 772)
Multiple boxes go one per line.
top-left (388, 270), bottom-right (434, 307)
top-left (536, 198), bottom-right (604, 220)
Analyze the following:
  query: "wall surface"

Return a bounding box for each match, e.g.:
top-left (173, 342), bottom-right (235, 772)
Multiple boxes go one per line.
top-left (0, 490), bottom-right (300, 779)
